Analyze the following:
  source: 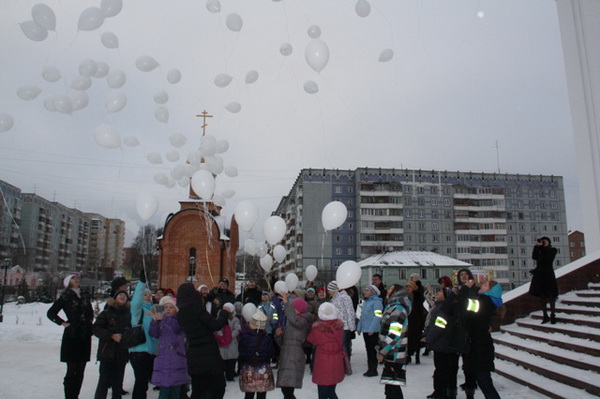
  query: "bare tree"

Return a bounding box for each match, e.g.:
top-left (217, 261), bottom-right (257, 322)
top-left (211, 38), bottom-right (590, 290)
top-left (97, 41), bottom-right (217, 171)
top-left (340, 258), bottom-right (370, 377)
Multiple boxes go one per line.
top-left (131, 225), bottom-right (159, 280)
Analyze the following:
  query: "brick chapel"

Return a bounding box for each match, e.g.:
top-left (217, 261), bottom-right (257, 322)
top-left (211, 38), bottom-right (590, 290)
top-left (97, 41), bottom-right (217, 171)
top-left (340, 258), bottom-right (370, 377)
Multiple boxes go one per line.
top-left (156, 112), bottom-right (239, 291)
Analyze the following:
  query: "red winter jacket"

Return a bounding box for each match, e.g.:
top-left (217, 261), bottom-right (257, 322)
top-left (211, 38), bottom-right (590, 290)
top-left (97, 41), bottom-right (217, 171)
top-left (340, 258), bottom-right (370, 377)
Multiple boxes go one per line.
top-left (307, 319), bottom-right (345, 386)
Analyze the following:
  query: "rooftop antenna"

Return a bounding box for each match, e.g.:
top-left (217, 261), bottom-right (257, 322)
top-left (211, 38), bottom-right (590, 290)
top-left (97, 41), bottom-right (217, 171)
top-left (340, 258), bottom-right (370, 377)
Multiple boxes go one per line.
top-left (495, 140), bottom-right (501, 173)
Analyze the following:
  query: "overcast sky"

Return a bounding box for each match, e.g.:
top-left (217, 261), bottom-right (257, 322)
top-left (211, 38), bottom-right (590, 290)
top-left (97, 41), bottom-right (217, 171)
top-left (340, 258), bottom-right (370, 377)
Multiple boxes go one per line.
top-left (0, 0), bottom-right (581, 245)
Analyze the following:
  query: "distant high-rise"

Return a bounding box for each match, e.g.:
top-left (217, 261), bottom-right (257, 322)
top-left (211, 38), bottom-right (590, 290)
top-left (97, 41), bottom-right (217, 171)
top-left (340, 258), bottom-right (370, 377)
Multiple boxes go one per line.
top-left (273, 168), bottom-right (570, 289)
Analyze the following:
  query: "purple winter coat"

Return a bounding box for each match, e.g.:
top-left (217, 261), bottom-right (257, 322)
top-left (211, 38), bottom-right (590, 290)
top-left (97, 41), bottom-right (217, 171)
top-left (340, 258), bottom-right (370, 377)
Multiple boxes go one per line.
top-left (149, 315), bottom-right (190, 387)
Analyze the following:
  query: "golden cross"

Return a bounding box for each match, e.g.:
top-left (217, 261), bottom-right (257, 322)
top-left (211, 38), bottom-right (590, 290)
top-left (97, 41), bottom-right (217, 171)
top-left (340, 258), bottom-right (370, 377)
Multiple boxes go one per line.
top-left (195, 110), bottom-right (213, 136)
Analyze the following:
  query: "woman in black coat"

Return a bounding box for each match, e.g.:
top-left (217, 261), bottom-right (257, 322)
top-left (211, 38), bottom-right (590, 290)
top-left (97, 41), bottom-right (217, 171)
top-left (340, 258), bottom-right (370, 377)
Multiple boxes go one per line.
top-left (176, 282), bottom-right (230, 399)
top-left (47, 275), bottom-right (94, 399)
top-left (529, 236), bottom-right (559, 324)
top-left (93, 290), bottom-right (132, 399)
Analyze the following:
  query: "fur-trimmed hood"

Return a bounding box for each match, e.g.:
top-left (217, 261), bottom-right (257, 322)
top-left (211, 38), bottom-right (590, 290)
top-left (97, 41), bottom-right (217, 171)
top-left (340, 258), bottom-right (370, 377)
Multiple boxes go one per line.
top-left (106, 297), bottom-right (130, 309)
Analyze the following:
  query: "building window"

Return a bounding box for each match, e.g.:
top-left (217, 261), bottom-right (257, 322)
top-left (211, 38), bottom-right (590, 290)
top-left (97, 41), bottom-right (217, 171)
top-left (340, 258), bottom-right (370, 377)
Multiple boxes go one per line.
top-left (418, 210), bottom-right (425, 218)
top-left (432, 222), bottom-right (439, 231)
top-left (335, 248), bottom-right (342, 255)
top-left (418, 222), bottom-right (426, 230)
top-left (336, 235), bottom-right (341, 242)
top-left (443, 199), bottom-right (451, 207)
top-left (420, 268), bottom-right (428, 279)
top-left (419, 234), bottom-right (426, 243)
top-left (347, 248), bottom-right (354, 255)
top-left (335, 186), bottom-right (342, 194)
top-left (399, 268), bottom-right (407, 280)
top-left (348, 186), bottom-right (354, 193)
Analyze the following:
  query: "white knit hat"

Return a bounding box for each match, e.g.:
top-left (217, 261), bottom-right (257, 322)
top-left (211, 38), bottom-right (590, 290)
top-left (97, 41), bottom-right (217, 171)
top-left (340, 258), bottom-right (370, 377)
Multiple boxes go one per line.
top-left (159, 295), bottom-right (178, 311)
top-left (251, 311), bottom-right (268, 329)
top-left (63, 274), bottom-right (76, 288)
top-left (327, 280), bottom-right (338, 292)
top-left (318, 302), bottom-right (339, 321)
top-left (223, 302), bottom-right (235, 313)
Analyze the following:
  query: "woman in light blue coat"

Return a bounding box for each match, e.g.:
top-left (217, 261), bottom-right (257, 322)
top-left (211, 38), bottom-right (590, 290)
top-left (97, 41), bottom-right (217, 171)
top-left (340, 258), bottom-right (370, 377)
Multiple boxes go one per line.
top-left (356, 285), bottom-right (383, 377)
top-left (129, 271), bottom-right (159, 398)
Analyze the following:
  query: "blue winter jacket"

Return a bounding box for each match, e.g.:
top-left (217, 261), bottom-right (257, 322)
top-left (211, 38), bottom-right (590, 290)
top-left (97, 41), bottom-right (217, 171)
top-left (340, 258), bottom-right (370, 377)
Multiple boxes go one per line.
top-left (129, 281), bottom-right (158, 355)
top-left (357, 295), bottom-right (383, 333)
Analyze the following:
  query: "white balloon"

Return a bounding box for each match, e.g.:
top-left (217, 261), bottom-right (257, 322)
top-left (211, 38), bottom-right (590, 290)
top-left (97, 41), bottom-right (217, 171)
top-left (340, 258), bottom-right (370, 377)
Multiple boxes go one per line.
top-left (71, 76), bottom-right (92, 91)
top-left (226, 13), bottom-right (243, 32)
top-left (245, 70), bottom-right (259, 84)
top-left (78, 7), bottom-right (104, 31)
top-left (378, 49), bottom-right (394, 62)
top-left (222, 189), bottom-right (235, 199)
top-left (169, 133), bottom-right (187, 148)
top-left (274, 281), bottom-right (287, 294)
top-left (166, 150), bottom-right (179, 162)
top-left (206, 0), bottom-right (221, 13)
top-left (187, 150), bottom-right (202, 165)
top-left (94, 61), bottom-right (110, 78)
top-left (155, 107), bottom-right (169, 123)
top-left (213, 194), bottom-right (226, 207)
top-left (153, 172), bottom-right (168, 186)
top-left (20, 20), bottom-right (48, 41)
top-left (32, 3), bottom-right (56, 31)
top-left (170, 164), bottom-right (186, 180)
top-left (305, 265), bottom-right (318, 282)
top-left (42, 66), bottom-right (61, 82)
top-left (154, 90), bottom-right (169, 104)
top-left (147, 152), bottom-right (163, 164)
top-left (207, 156), bottom-right (224, 175)
top-left (135, 192), bottom-right (159, 220)
top-left (307, 25), bottom-right (321, 39)
top-left (123, 136), bottom-right (139, 146)
top-left (263, 216), bottom-right (286, 245)
top-left (322, 201), bottom-right (348, 231)
top-left (256, 243), bottom-right (268, 258)
top-left (186, 163), bottom-right (201, 176)
top-left (106, 91), bottom-right (127, 112)
top-left (70, 91), bottom-right (89, 111)
top-left (94, 124), bottom-right (120, 148)
top-left (214, 73), bottom-right (232, 88)
top-left (17, 85), bottom-right (42, 101)
top-left (234, 200), bottom-right (259, 232)
top-left (305, 40), bottom-right (330, 73)
top-left (0, 114), bottom-right (14, 133)
top-left (224, 165), bottom-right (238, 178)
top-left (79, 59), bottom-right (98, 77)
top-left (215, 139), bottom-right (229, 154)
top-left (242, 303), bottom-right (257, 322)
top-left (244, 239), bottom-right (257, 255)
top-left (280, 43), bottom-right (293, 56)
top-left (53, 95), bottom-right (73, 114)
top-left (101, 0), bottom-right (123, 17)
top-left (260, 255), bottom-right (273, 273)
top-left (200, 135), bottom-right (217, 157)
top-left (136, 56), bottom-right (159, 72)
top-left (177, 178), bottom-right (189, 188)
top-left (44, 95), bottom-right (57, 112)
top-left (273, 245), bottom-right (286, 263)
top-left (107, 70), bottom-right (126, 88)
top-left (303, 81), bottom-right (319, 94)
top-left (226, 102), bottom-right (241, 113)
top-left (101, 31), bottom-right (119, 49)
top-left (191, 170), bottom-right (215, 200)
top-left (355, 0), bottom-right (371, 17)
top-left (167, 69), bottom-right (181, 84)
top-left (285, 273), bottom-right (299, 291)
top-left (165, 177), bottom-right (176, 189)
top-left (336, 260), bottom-right (361, 289)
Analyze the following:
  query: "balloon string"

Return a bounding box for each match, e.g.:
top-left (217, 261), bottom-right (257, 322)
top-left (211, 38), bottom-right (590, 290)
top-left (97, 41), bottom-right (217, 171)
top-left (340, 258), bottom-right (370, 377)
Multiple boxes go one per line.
top-left (321, 230), bottom-right (326, 278)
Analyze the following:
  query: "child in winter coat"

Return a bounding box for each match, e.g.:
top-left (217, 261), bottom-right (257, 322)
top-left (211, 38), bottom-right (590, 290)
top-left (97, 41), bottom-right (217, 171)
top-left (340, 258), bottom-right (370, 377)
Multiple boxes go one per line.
top-left (356, 284), bottom-right (383, 377)
top-left (149, 296), bottom-right (190, 399)
top-left (238, 311), bottom-right (276, 399)
top-left (307, 302), bottom-right (345, 399)
top-left (93, 290), bottom-right (131, 399)
top-left (217, 302), bottom-right (242, 381)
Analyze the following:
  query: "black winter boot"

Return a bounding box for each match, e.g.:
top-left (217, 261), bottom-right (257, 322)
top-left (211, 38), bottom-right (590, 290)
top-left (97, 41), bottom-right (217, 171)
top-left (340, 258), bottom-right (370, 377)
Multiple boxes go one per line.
top-left (464, 388), bottom-right (475, 399)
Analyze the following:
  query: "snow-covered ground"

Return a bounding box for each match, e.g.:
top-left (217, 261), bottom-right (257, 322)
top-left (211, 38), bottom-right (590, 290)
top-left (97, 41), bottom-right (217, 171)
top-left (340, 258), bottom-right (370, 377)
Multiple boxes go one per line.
top-left (0, 302), bottom-right (546, 398)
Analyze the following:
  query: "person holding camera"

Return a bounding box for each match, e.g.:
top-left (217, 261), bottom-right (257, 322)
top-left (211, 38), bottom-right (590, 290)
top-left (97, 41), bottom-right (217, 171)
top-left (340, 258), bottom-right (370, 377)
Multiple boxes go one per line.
top-left (528, 236), bottom-right (559, 324)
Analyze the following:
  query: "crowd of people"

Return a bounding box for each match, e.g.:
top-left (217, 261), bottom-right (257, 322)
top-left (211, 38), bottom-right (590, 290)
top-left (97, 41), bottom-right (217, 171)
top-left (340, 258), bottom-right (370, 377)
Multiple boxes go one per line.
top-left (49, 250), bottom-right (556, 399)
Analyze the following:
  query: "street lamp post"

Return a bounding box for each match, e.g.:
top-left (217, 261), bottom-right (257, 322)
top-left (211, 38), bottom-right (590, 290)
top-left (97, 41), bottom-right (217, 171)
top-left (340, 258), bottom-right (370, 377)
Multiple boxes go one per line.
top-left (0, 258), bottom-right (11, 323)
top-left (187, 256), bottom-right (196, 282)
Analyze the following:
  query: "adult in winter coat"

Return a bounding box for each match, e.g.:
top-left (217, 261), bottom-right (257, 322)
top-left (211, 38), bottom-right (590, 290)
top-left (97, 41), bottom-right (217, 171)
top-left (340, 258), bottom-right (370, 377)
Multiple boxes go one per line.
top-left (459, 279), bottom-right (503, 399)
top-left (356, 284), bottom-right (383, 377)
top-left (47, 274), bottom-right (94, 399)
top-left (424, 287), bottom-right (459, 399)
top-left (93, 290), bottom-right (132, 399)
top-left (376, 284), bottom-right (412, 399)
top-left (238, 311), bottom-right (276, 399)
top-left (405, 279), bottom-right (426, 364)
top-left (176, 282), bottom-right (231, 399)
top-left (208, 278), bottom-right (236, 316)
top-left (129, 271), bottom-right (158, 399)
top-left (307, 302), bottom-right (345, 399)
top-left (218, 302), bottom-right (242, 381)
top-left (529, 236), bottom-right (559, 324)
top-left (328, 281), bottom-right (356, 358)
top-left (275, 293), bottom-right (313, 399)
top-left (149, 296), bottom-right (189, 399)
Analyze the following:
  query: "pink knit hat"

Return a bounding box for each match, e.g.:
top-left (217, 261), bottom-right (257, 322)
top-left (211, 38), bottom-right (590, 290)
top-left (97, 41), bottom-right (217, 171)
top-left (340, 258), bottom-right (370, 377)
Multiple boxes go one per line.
top-left (290, 298), bottom-right (308, 314)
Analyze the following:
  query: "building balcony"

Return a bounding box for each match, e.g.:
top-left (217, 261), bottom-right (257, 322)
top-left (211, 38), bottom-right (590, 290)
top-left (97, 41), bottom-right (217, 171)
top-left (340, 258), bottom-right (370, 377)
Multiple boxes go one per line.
top-left (360, 240), bottom-right (404, 247)
top-left (360, 215), bottom-right (403, 222)
top-left (361, 227), bottom-right (404, 234)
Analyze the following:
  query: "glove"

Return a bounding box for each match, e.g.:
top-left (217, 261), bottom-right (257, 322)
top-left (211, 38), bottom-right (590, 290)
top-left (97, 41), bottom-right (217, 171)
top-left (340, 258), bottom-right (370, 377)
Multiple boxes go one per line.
top-left (139, 269), bottom-right (147, 283)
top-left (528, 269), bottom-right (535, 275)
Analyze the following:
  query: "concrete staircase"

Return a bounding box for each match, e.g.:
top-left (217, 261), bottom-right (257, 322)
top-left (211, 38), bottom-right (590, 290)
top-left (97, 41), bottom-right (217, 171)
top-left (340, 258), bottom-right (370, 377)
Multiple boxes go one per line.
top-left (492, 283), bottom-right (600, 399)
